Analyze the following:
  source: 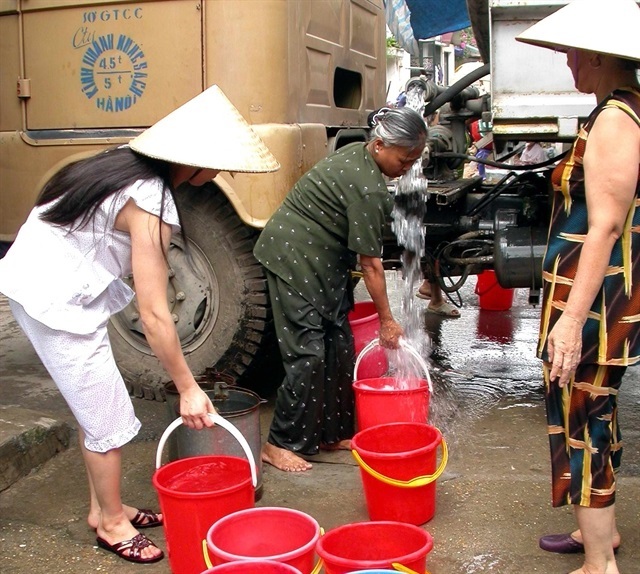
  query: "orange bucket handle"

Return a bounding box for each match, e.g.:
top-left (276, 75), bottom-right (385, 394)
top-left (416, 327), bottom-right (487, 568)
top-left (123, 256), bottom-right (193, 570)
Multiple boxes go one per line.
top-left (392, 562), bottom-right (432, 574)
top-left (351, 435), bottom-right (448, 488)
top-left (203, 539), bottom-right (213, 569)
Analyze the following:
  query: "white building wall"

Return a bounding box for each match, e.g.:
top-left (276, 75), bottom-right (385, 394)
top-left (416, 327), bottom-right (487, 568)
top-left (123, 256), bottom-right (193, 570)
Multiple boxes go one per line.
top-left (385, 47), bottom-right (411, 103)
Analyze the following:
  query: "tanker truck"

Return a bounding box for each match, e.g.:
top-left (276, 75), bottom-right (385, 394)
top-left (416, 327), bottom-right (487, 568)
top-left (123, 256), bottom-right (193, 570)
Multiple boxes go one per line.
top-left (0, 0), bottom-right (387, 398)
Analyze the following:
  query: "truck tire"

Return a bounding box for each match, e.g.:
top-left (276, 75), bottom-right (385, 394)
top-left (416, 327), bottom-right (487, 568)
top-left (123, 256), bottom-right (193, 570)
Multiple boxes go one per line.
top-left (108, 183), bottom-right (272, 401)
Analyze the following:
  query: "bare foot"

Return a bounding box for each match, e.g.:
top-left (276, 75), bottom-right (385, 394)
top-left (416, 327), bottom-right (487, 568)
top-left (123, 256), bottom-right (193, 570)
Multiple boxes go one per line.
top-left (261, 443), bottom-right (312, 472)
top-left (320, 439), bottom-right (352, 451)
top-left (416, 281), bottom-right (432, 300)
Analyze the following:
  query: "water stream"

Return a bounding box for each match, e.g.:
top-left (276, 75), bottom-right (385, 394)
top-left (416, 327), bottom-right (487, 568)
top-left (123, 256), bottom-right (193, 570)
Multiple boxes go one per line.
top-left (387, 83), bottom-right (432, 380)
top-left (383, 83), bottom-right (527, 438)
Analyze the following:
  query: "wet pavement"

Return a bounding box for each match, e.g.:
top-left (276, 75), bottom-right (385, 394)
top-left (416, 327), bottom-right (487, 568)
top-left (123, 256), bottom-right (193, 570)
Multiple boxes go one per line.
top-left (1, 276), bottom-right (639, 574)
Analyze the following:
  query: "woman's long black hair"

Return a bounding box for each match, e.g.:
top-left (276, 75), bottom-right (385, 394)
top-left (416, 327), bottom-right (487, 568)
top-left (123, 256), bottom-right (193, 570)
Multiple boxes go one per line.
top-left (36, 146), bottom-right (188, 255)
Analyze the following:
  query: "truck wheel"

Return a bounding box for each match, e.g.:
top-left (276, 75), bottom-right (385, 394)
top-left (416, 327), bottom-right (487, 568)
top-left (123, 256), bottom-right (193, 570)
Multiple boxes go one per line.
top-left (108, 183), bottom-right (271, 401)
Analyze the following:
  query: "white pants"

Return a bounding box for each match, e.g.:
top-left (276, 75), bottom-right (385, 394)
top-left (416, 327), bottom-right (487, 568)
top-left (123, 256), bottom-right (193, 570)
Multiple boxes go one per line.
top-left (9, 300), bottom-right (140, 452)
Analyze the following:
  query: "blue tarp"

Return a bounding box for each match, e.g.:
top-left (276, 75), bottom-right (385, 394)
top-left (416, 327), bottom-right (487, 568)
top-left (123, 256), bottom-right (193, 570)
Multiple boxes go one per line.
top-left (404, 0), bottom-right (471, 39)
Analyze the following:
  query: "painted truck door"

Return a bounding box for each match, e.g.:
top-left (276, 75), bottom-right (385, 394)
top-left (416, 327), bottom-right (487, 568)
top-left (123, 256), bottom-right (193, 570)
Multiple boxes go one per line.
top-left (21, 0), bottom-right (202, 129)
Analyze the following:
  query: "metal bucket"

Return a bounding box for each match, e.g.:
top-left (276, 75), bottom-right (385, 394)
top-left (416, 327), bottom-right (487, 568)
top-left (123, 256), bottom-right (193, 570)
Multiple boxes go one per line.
top-left (164, 379), bottom-right (264, 500)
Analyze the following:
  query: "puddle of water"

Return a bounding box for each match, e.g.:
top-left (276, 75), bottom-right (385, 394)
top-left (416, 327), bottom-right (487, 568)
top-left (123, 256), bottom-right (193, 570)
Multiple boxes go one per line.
top-left (462, 553), bottom-right (501, 573)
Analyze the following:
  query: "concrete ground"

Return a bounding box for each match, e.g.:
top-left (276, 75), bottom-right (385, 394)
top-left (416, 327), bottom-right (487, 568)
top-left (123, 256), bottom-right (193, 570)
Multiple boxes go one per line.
top-left (1, 277), bottom-right (639, 574)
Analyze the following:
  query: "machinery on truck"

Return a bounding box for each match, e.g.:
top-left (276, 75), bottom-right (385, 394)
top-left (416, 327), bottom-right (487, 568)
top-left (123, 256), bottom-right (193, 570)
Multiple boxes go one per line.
top-left (0, 0), bottom-right (386, 398)
top-left (0, 0), bottom-right (605, 399)
top-left (388, 0), bottom-right (599, 301)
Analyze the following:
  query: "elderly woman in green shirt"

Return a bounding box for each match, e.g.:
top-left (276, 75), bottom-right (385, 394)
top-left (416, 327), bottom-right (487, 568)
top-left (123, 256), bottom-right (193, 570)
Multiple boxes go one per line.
top-left (254, 107), bottom-right (427, 471)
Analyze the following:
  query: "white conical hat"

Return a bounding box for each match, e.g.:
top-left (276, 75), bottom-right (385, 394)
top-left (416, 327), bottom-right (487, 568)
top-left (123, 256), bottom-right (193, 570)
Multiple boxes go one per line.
top-left (516, 0), bottom-right (640, 62)
top-left (129, 85), bottom-right (280, 173)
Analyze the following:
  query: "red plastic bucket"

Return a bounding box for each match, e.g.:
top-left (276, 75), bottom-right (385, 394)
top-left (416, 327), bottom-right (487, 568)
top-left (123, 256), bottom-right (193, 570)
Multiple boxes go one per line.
top-left (316, 521), bottom-right (433, 574)
top-left (206, 507), bottom-right (320, 574)
top-left (348, 301), bottom-right (379, 352)
top-left (353, 377), bottom-right (430, 431)
top-left (200, 560), bottom-right (302, 573)
top-left (153, 414), bottom-right (258, 574)
top-left (353, 340), bottom-right (432, 431)
top-left (351, 423), bottom-right (447, 525)
top-left (348, 302), bottom-right (387, 378)
top-left (153, 456), bottom-right (254, 574)
top-left (474, 270), bottom-right (514, 311)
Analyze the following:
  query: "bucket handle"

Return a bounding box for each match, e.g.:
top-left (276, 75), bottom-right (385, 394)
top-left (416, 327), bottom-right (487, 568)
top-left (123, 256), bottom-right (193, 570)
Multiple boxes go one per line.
top-left (392, 562), bottom-right (432, 574)
top-left (203, 539), bottom-right (213, 570)
top-left (155, 413), bottom-right (258, 487)
top-left (351, 435), bottom-right (448, 488)
top-left (354, 338), bottom-right (433, 393)
top-left (307, 527), bottom-right (325, 574)
top-left (310, 557), bottom-right (324, 574)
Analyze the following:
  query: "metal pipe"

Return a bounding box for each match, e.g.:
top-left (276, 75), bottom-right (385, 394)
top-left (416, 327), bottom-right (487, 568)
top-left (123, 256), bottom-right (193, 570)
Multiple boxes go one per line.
top-left (423, 63), bottom-right (490, 117)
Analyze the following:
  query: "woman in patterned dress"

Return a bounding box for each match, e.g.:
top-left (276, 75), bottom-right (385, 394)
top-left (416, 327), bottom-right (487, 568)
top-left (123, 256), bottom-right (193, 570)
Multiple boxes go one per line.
top-left (254, 107), bottom-right (427, 472)
top-left (517, 1), bottom-right (640, 573)
top-left (0, 86), bottom-right (279, 563)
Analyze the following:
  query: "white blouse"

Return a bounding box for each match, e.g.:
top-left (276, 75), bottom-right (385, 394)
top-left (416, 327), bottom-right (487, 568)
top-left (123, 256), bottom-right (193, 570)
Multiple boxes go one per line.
top-left (0, 178), bottom-right (180, 334)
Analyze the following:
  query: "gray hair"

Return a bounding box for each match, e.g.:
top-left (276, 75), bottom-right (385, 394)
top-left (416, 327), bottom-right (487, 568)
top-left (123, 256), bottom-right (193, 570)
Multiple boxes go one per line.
top-left (369, 107), bottom-right (427, 150)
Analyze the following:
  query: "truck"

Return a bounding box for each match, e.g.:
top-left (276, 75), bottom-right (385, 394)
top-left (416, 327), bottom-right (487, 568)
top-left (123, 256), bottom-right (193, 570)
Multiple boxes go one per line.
top-left (0, 0), bottom-right (386, 399)
top-left (0, 0), bottom-right (603, 400)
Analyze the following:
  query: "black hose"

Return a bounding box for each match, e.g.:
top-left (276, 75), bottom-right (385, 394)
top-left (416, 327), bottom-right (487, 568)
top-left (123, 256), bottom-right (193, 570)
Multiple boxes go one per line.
top-left (423, 63), bottom-right (490, 117)
top-left (435, 149), bottom-right (568, 171)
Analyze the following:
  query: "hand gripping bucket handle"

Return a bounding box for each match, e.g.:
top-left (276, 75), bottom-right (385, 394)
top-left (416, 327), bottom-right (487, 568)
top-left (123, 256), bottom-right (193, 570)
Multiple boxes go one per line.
top-left (354, 338), bottom-right (433, 393)
top-left (351, 432), bottom-right (448, 488)
top-left (155, 412), bottom-right (258, 487)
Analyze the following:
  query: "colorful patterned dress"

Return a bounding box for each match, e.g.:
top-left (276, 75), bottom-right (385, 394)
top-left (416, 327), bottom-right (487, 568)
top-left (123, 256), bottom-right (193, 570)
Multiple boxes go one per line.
top-left (537, 87), bottom-right (640, 507)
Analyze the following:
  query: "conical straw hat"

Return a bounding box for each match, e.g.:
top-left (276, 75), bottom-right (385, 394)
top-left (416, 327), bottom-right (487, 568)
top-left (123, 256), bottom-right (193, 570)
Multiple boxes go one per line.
top-left (130, 85), bottom-right (280, 173)
top-left (516, 0), bottom-right (640, 62)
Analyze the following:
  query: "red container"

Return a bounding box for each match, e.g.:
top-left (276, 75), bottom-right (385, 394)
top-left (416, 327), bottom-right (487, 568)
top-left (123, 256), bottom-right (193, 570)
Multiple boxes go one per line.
top-left (474, 270), bottom-right (514, 311)
top-left (351, 423), bottom-right (444, 525)
top-left (348, 302), bottom-right (388, 379)
top-left (206, 507), bottom-right (320, 574)
top-left (200, 560), bottom-right (302, 574)
top-left (153, 455), bottom-right (254, 574)
top-left (353, 376), bottom-right (429, 431)
top-left (316, 521), bottom-right (433, 574)
top-left (348, 301), bottom-right (379, 353)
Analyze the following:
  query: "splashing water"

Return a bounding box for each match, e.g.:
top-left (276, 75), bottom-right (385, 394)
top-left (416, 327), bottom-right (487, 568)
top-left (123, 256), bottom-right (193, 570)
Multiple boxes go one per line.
top-left (396, 83), bottom-right (466, 434)
top-left (405, 83), bottom-right (426, 116)
top-left (391, 163), bottom-right (428, 348)
top-left (388, 82), bottom-right (431, 383)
